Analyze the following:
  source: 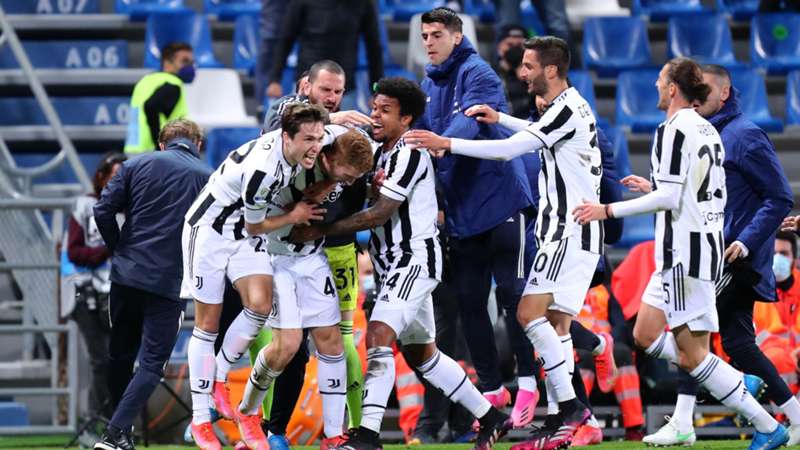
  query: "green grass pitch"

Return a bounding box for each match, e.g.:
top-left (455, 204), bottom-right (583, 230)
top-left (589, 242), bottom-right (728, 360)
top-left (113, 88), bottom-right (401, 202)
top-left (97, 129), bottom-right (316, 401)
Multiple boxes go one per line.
top-left (0, 435), bottom-right (791, 450)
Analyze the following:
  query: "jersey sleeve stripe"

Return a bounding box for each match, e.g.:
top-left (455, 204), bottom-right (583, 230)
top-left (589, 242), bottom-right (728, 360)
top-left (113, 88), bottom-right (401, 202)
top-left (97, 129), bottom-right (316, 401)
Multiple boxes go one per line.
top-left (244, 170), bottom-right (267, 206)
top-left (669, 129), bottom-right (685, 176)
top-left (386, 151), bottom-right (400, 178)
top-left (396, 149), bottom-right (421, 188)
top-left (540, 106), bottom-right (573, 135)
top-left (381, 184), bottom-right (406, 198)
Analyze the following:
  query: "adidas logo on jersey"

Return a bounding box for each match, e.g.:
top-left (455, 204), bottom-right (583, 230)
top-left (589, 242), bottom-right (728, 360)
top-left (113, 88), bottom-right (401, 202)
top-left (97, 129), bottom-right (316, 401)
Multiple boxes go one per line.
top-left (379, 294), bottom-right (389, 302)
top-left (529, 277), bottom-right (538, 286)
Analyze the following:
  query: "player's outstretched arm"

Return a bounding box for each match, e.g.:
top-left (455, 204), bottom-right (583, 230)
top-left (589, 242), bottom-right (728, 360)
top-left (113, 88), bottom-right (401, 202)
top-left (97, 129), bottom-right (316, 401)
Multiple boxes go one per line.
top-left (289, 194), bottom-right (401, 242)
top-left (573, 181), bottom-right (682, 225)
top-left (244, 201), bottom-right (326, 236)
top-left (405, 129), bottom-right (544, 161)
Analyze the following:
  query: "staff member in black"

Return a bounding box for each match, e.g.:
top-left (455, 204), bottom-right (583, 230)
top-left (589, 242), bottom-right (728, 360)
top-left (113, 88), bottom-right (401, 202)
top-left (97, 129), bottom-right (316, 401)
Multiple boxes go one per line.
top-left (93, 119), bottom-right (212, 450)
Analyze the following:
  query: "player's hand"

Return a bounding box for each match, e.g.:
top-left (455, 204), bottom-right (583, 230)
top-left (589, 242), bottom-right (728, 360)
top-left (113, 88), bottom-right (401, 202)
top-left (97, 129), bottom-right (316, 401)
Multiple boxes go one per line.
top-left (404, 130), bottom-right (451, 153)
top-left (621, 175), bottom-right (652, 193)
top-left (781, 215), bottom-right (800, 233)
top-left (288, 201), bottom-right (326, 226)
top-left (572, 200), bottom-right (609, 225)
top-left (464, 104), bottom-right (500, 124)
top-left (724, 241), bottom-right (749, 263)
top-left (330, 110), bottom-right (375, 127)
top-left (289, 224), bottom-right (324, 243)
top-left (266, 82), bottom-right (282, 98)
top-left (371, 169), bottom-right (386, 197)
top-left (303, 179), bottom-right (337, 204)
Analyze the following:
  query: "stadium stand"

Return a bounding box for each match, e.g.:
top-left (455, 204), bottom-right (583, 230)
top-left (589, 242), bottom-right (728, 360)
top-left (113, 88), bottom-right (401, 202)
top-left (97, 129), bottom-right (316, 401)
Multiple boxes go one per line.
top-left (184, 68), bottom-right (257, 128)
top-left (667, 12), bottom-right (742, 67)
top-left (115, 0), bottom-right (188, 20)
top-left (750, 13), bottom-right (800, 74)
top-left (729, 67), bottom-right (784, 132)
top-left (143, 9), bottom-right (222, 68)
top-left (632, 0), bottom-right (708, 21)
top-left (564, 0), bottom-right (629, 26)
top-left (388, 0), bottom-right (444, 22)
top-left (602, 124), bottom-right (632, 178)
top-left (0, 41), bottom-right (128, 69)
top-left (582, 17), bottom-right (653, 77)
top-left (2, 0), bottom-right (99, 14)
top-left (716, 0), bottom-right (758, 20)
top-left (519, 0), bottom-right (546, 36)
top-left (202, 0), bottom-right (259, 21)
top-left (615, 69), bottom-right (664, 133)
top-left (788, 71), bottom-right (800, 128)
top-left (232, 13), bottom-right (257, 74)
top-left (204, 126), bottom-right (259, 168)
top-left (617, 214), bottom-right (656, 249)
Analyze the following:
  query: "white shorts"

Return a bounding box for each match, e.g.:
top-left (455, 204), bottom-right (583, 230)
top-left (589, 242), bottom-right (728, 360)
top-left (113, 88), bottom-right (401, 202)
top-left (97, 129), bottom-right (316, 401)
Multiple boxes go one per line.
top-left (267, 252), bottom-right (341, 330)
top-left (180, 223), bottom-right (273, 304)
top-left (370, 265), bottom-right (438, 345)
top-left (522, 237), bottom-right (599, 316)
top-left (642, 264), bottom-right (719, 332)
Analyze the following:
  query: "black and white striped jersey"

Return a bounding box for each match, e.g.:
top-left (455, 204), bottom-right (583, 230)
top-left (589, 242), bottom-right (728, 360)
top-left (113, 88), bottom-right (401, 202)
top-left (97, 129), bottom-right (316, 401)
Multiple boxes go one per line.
top-left (525, 87), bottom-right (603, 253)
top-left (651, 108), bottom-right (726, 281)
top-left (370, 137), bottom-right (442, 281)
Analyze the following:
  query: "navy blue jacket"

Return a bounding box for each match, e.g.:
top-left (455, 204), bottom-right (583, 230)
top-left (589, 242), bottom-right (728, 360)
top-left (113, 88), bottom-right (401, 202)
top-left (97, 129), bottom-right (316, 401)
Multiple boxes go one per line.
top-left (418, 37), bottom-right (534, 238)
top-left (708, 88), bottom-right (793, 301)
top-left (94, 139), bottom-right (212, 299)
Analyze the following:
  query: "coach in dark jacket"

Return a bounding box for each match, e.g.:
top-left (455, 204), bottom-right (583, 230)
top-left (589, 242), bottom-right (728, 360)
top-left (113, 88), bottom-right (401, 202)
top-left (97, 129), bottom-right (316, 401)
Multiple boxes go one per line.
top-left (416, 7), bottom-right (538, 399)
top-left (92, 119), bottom-right (212, 450)
top-left (673, 66), bottom-right (799, 443)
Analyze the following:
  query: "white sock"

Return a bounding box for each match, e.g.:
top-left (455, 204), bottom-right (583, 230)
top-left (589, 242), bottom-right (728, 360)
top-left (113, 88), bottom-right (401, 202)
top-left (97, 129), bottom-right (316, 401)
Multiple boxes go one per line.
top-left (518, 375), bottom-right (538, 393)
top-left (317, 352), bottom-right (347, 438)
top-left (239, 349), bottom-right (281, 416)
top-left (672, 394), bottom-right (696, 431)
top-left (560, 334), bottom-right (575, 378)
top-left (360, 347), bottom-right (395, 433)
top-left (215, 308), bottom-right (267, 382)
top-left (188, 327), bottom-right (218, 424)
top-left (690, 353), bottom-right (778, 433)
top-left (591, 333), bottom-right (606, 356)
top-left (418, 350), bottom-right (491, 419)
top-left (545, 377), bottom-right (558, 415)
top-left (780, 397), bottom-right (800, 425)
top-left (524, 318), bottom-right (575, 402)
top-left (587, 414), bottom-right (600, 428)
top-left (644, 331), bottom-right (679, 364)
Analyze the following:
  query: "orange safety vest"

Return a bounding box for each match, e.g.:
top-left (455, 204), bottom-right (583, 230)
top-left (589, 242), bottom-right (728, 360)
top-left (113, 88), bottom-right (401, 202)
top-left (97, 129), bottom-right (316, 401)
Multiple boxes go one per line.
top-left (754, 268), bottom-right (800, 348)
top-left (611, 241), bottom-right (656, 320)
top-left (577, 285), bottom-right (612, 334)
top-left (394, 349), bottom-right (424, 443)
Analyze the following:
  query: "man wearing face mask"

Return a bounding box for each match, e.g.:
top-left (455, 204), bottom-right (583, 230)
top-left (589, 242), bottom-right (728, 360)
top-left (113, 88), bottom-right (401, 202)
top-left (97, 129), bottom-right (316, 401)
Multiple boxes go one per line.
top-left (494, 24), bottom-right (530, 119)
top-left (752, 231), bottom-right (800, 394)
top-left (124, 42), bottom-right (194, 155)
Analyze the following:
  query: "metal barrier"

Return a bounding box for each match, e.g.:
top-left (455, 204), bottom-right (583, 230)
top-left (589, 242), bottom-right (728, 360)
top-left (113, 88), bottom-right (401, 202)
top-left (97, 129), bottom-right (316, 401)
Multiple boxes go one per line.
top-left (0, 323), bottom-right (79, 434)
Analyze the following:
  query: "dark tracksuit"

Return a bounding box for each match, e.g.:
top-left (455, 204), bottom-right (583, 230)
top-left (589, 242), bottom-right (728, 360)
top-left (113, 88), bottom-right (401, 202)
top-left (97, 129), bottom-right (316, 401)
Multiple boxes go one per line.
top-left (677, 89), bottom-right (794, 403)
top-left (419, 37), bottom-right (538, 393)
top-left (94, 139), bottom-right (212, 431)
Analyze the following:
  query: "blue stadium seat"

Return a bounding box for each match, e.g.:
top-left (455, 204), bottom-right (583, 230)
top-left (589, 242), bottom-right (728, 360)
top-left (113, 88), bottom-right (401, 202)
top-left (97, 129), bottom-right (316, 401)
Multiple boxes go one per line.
top-left (358, 13), bottom-right (396, 70)
top-left (788, 71), bottom-right (800, 127)
top-left (388, 0), bottom-right (444, 22)
top-left (602, 125), bottom-right (632, 178)
top-left (115, 0), bottom-right (188, 20)
top-left (632, 0), bottom-right (707, 21)
top-left (144, 10), bottom-right (222, 69)
top-left (0, 97), bottom-right (130, 126)
top-left (716, 0), bottom-right (759, 21)
top-left (205, 127), bottom-right (261, 169)
top-left (0, 402), bottom-right (29, 427)
top-left (729, 68), bottom-right (783, 132)
top-left (568, 70), bottom-right (598, 117)
top-left (463, 0), bottom-right (496, 23)
top-left (615, 69), bottom-right (665, 133)
top-left (233, 14), bottom-right (258, 74)
top-left (667, 13), bottom-right (741, 67)
top-left (1, 0), bottom-right (98, 14)
top-left (520, 1), bottom-right (546, 37)
top-left (0, 41), bottom-right (128, 69)
top-left (751, 13), bottom-right (800, 74)
top-left (616, 214), bottom-right (655, 248)
top-left (583, 17), bottom-right (652, 77)
top-left (204, 0), bottom-right (259, 21)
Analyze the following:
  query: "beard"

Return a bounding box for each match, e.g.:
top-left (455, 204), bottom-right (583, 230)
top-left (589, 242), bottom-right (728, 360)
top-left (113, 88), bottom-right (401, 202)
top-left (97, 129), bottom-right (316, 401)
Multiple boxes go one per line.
top-left (527, 73), bottom-right (548, 97)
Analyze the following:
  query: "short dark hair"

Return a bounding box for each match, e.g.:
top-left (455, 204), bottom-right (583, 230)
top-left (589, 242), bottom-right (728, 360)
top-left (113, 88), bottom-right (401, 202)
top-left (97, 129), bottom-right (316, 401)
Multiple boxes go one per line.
top-left (308, 60), bottom-right (345, 84)
top-left (777, 230), bottom-right (798, 259)
top-left (421, 7), bottom-right (462, 33)
top-left (93, 151), bottom-right (126, 196)
top-left (373, 77), bottom-right (427, 124)
top-left (701, 64), bottom-right (732, 86)
top-left (281, 103), bottom-right (329, 138)
top-left (295, 70), bottom-right (310, 93)
top-left (666, 57), bottom-right (711, 104)
top-left (160, 41), bottom-right (192, 66)
top-left (158, 118), bottom-right (204, 146)
top-left (523, 36), bottom-right (570, 78)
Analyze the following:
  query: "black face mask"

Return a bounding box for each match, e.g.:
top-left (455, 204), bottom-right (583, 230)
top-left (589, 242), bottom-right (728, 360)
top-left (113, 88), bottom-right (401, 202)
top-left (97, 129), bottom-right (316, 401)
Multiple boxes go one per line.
top-left (503, 45), bottom-right (525, 71)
